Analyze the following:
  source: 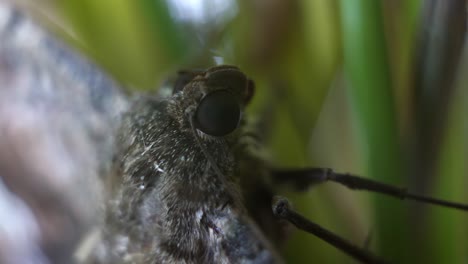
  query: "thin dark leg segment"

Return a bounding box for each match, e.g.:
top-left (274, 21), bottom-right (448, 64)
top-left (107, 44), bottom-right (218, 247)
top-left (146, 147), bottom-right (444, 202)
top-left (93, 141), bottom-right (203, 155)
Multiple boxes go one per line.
top-left (272, 197), bottom-right (388, 264)
top-left (272, 168), bottom-right (468, 211)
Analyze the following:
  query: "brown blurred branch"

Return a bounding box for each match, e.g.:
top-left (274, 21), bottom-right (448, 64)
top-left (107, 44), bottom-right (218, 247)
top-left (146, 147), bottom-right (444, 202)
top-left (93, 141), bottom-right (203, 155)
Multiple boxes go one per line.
top-left (412, 0), bottom-right (466, 190)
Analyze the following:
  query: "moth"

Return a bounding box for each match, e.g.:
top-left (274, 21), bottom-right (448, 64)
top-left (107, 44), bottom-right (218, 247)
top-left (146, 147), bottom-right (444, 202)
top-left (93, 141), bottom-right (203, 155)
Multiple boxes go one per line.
top-left (94, 65), bottom-right (468, 264)
top-left (0, 3), bottom-right (467, 264)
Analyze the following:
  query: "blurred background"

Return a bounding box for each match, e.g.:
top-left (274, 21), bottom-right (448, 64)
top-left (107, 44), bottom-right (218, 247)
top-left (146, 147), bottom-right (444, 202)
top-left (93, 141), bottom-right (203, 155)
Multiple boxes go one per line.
top-left (8, 0), bottom-right (468, 263)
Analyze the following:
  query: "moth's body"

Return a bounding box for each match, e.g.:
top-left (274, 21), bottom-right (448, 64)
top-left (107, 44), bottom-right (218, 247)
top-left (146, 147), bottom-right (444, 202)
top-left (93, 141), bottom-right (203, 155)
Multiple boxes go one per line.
top-left (96, 67), bottom-right (284, 263)
top-left (2, 4), bottom-right (468, 264)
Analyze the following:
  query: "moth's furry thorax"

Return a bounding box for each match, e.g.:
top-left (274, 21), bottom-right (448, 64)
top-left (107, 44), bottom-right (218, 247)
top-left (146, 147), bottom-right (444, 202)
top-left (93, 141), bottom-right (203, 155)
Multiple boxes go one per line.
top-left (99, 66), bottom-right (281, 263)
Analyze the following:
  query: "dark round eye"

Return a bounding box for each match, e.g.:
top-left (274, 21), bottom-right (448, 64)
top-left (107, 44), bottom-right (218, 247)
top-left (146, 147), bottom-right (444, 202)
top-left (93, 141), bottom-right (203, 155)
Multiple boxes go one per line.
top-left (195, 90), bottom-right (241, 136)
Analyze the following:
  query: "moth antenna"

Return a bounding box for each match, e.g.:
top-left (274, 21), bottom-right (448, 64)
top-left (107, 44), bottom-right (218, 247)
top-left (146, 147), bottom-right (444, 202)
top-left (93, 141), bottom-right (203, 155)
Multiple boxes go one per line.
top-left (273, 168), bottom-right (468, 211)
top-left (272, 196), bottom-right (388, 264)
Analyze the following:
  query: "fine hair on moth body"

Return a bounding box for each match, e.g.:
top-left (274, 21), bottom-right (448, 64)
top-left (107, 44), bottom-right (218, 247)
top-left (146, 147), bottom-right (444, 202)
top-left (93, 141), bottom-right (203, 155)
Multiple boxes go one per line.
top-left (89, 65), bottom-right (468, 264)
top-left (1, 2), bottom-right (468, 264)
top-left (95, 65), bottom-right (284, 264)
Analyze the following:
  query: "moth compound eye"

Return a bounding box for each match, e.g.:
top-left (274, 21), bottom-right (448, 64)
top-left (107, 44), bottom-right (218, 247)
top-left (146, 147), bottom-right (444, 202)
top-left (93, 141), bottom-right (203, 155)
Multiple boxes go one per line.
top-left (195, 90), bottom-right (241, 136)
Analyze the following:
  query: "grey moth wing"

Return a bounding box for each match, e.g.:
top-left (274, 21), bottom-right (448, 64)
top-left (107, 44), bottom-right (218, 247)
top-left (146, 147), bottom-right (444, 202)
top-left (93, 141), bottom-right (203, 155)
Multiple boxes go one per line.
top-left (0, 3), bottom-right (128, 264)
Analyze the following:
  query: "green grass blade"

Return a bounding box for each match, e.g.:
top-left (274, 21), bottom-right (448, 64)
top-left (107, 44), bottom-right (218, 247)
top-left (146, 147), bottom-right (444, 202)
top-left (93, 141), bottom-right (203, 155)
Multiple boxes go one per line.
top-left (340, 1), bottom-right (409, 261)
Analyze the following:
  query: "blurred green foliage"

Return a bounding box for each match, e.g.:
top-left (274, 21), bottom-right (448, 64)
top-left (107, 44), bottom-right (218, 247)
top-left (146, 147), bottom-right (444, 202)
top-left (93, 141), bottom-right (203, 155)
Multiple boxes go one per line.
top-left (42, 0), bottom-right (468, 262)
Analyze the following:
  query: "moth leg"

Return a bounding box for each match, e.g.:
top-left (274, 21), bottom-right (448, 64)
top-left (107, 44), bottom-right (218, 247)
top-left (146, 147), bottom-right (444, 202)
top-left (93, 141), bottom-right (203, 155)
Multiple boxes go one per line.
top-left (272, 196), bottom-right (388, 264)
top-left (272, 168), bottom-right (468, 211)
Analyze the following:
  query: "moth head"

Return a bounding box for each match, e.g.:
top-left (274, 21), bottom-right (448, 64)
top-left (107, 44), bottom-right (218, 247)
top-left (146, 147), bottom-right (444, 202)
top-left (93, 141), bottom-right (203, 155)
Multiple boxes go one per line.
top-left (173, 65), bottom-right (254, 137)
